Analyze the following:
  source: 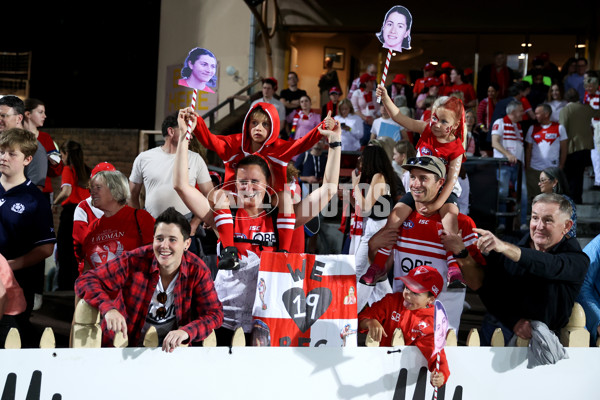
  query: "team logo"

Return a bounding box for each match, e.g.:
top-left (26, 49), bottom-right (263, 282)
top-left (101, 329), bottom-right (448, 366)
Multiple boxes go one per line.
top-left (234, 233), bottom-right (248, 239)
top-left (431, 284), bottom-right (440, 295)
top-left (0, 199), bottom-right (5, 207)
top-left (417, 320), bottom-right (429, 330)
top-left (413, 266), bottom-right (429, 275)
top-left (10, 203), bottom-right (25, 214)
top-left (402, 220), bottom-right (414, 229)
top-left (420, 148), bottom-right (433, 156)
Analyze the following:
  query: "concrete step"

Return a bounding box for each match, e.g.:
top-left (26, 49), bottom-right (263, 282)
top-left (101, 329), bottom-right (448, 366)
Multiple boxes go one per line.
top-left (576, 219), bottom-right (600, 237)
top-left (577, 237), bottom-right (594, 249)
top-left (582, 190), bottom-right (600, 205)
top-left (576, 204), bottom-right (599, 219)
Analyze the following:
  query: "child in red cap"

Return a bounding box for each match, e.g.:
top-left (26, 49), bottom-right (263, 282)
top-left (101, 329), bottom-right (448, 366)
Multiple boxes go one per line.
top-left (358, 265), bottom-right (449, 388)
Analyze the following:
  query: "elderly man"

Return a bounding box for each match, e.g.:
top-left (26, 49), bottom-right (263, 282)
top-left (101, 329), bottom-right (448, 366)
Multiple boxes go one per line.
top-left (445, 193), bottom-right (589, 345)
top-left (492, 100), bottom-right (528, 231)
top-left (75, 207), bottom-right (223, 351)
top-left (366, 156), bottom-right (486, 332)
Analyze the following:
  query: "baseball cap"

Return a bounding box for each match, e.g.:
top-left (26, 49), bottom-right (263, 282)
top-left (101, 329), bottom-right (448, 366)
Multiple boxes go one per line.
top-left (397, 265), bottom-right (443, 298)
top-left (392, 74), bottom-right (408, 85)
top-left (423, 63), bottom-right (436, 72)
top-left (441, 61), bottom-right (455, 69)
top-left (424, 77), bottom-right (442, 88)
top-left (403, 156), bottom-right (446, 179)
top-left (91, 162), bottom-right (116, 178)
top-left (464, 67), bottom-right (473, 76)
top-left (360, 73), bottom-right (376, 84)
top-left (262, 77), bottom-right (278, 91)
top-left (329, 86), bottom-right (342, 95)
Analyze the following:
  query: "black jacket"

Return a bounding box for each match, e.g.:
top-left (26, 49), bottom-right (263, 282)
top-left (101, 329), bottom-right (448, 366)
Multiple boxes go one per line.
top-left (477, 234), bottom-right (589, 332)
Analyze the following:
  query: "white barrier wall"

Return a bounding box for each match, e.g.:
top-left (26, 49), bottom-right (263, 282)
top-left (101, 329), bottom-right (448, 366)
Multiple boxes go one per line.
top-left (2, 346), bottom-right (599, 399)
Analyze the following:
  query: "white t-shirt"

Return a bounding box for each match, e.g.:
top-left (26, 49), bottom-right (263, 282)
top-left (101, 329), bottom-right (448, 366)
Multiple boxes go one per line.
top-left (525, 122), bottom-right (568, 171)
top-left (371, 117), bottom-right (401, 141)
top-left (334, 114), bottom-right (363, 151)
top-left (130, 147), bottom-right (210, 218)
top-left (140, 273), bottom-right (178, 346)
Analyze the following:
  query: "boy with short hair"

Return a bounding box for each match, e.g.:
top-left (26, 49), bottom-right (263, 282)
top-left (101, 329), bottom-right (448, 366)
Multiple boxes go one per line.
top-left (191, 102), bottom-right (334, 268)
top-left (358, 265), bottom-right (450, 388)
top-left (0, 128), bottom-right (55, 346)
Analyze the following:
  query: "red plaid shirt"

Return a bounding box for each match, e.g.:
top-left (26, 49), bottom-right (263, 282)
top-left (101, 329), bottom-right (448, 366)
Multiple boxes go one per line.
top-left (75, 245), bottom-right (223, 346)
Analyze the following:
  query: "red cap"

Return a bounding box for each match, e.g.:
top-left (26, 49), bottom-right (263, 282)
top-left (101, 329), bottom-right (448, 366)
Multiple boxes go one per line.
top-left (262, 77), bottom-right (278, 91)
top-left (360, 73), bottom-right (376, 84)
top-left (464, 67), bottom-right (473, 76)
top-left (397, 265), bottom-right (444, 298)
top-left (90, 162), bottom-right (116, 178)
top-left (423, 63), bottom-right (436, 71)
top-left (441, 61), bottom-right (455, 69)
top-left (329, 86), bottom-right (342, 95)
top-left (392, 73), bottom-right (408, 85)
top-left (424, 77), bottom-right (442, 88)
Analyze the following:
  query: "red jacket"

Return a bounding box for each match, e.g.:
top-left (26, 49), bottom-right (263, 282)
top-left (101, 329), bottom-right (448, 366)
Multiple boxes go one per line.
top-left (359, 292), bottom-right (450, 385)
top-left (193, 102), bottom-right (323, 192)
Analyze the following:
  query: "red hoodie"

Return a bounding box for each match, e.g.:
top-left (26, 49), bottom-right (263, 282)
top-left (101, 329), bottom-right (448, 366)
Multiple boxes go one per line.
top-left (193, 102), bottom-right (323, 191)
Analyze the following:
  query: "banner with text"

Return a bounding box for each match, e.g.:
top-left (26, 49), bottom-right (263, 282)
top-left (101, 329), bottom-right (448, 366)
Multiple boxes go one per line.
top-left (252, 253), bottom-right (357, 347)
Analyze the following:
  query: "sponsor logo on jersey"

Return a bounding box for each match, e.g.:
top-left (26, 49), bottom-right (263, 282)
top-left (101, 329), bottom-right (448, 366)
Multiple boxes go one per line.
top-left (249, 226), bottom-right (261, 231)
top-left (252, 232), bottom-right (276, 243)
top-left (391, 311), bottom-right (401, 322)
top-left (419, 219), bottom-right (429, 225)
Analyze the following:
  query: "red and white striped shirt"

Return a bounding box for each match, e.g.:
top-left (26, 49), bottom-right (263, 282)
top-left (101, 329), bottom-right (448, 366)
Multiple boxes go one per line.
top-left (491, 115), bottom-right (524, 162)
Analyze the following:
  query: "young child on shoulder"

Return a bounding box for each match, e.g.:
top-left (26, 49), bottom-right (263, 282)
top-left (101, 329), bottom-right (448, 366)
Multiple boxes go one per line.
top-left (358, 265), bottom-right (449, 388)
top-left (361, 85), bottom-right (466, 287)
top-left (191, 102), bottom-right (335, 269)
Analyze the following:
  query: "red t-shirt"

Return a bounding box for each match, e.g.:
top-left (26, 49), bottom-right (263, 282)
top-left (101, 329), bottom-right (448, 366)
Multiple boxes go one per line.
top-left (416, 125), bottom-right (465, 170)
top-left (61, 166), bottom-right (90, 206)
top-left (83, 206), bottom-right (155, 269)
top-left (37, 131), bottom-right (63, 193)
top-left (443, 83), bottom-right (476, 105)
top-left (358, 292), bottom-right (450, 384)
top-left (520, 96), bottom-right (532, 120)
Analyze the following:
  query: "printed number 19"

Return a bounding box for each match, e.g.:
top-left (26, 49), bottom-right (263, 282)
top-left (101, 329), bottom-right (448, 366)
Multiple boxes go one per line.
top-left (293, 294), bottom-right (320, 319)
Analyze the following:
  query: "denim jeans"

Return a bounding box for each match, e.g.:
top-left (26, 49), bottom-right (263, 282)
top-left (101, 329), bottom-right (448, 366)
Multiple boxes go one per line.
top-left (497, 163), bottom-right (528, 227)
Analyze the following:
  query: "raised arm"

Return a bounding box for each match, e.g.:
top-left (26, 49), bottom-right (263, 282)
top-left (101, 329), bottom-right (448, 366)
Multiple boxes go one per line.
top-left (295, 121), bottom-right (341, 227)
top-left (376, 84), bottom-right (427, 134)
top-left (173, 109), bottom-right (214, 226)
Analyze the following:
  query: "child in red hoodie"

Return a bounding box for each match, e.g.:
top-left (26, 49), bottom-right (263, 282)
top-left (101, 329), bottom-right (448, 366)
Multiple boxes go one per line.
top-left (358, 265), bottom-right (450, 388)
top-left (191, 102), bottom-right (335, 268)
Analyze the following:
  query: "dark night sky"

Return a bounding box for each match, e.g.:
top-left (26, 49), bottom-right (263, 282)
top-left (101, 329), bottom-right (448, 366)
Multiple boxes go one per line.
top-left (3, 1), bottom-right (161, 129)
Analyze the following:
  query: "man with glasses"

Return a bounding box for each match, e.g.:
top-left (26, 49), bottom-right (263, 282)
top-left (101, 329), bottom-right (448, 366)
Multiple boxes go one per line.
top-left (445, 193), bottom-right (589, 346)
top-left (0, 96), bottom-right (47, 190)
top-left (75, 207), bottom-right (223, 350)
top-left (564, 58), bottom-right (588, 102)
top-left (367, 156), bottom-right (486, 333)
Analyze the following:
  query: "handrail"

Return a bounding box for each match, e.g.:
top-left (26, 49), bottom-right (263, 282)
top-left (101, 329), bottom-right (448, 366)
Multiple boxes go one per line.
top-left (203, 77), bottom-right (263, 128)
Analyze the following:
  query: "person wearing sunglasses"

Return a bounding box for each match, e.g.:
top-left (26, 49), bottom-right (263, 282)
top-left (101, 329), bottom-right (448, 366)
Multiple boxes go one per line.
top-left (75, 207), bottom-right (223, 351)
top-left (366, 156), bottom-right (486, 333)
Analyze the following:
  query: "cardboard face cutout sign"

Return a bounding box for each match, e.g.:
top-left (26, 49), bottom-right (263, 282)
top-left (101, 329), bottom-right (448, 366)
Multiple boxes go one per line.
top-left (433, 299), bottom-right (449, 355)
top-left (376, 5), bottom-right (413, 52)
top-left (179, 47), bottom-right (217, 93)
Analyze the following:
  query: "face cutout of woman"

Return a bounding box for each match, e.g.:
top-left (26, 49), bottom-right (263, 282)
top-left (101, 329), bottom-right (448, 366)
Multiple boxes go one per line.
top-left (377, 5), bottom-right (413, 52)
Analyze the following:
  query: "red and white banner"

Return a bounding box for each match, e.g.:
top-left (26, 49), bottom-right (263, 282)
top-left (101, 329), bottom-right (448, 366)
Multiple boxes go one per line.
top-left (252, 253), bottom-right (357, 347)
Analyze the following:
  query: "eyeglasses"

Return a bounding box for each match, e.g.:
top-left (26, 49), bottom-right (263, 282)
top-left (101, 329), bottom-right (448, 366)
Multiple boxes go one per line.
top-left (406, 157), bottom-right (444, 177)
top-left (156, 291), bottom-right (168, 318)
top-left (0, 113), bottom-right (16, 120)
